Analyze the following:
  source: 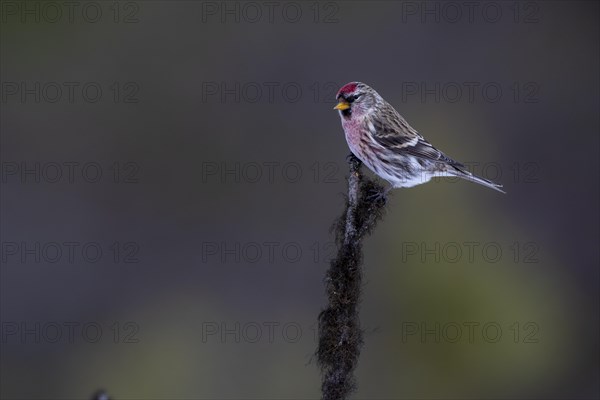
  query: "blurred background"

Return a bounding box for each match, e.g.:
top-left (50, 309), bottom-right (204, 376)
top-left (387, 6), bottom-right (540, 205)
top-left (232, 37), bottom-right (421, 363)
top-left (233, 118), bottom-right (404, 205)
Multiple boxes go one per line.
top-left (1, 1), bottom-right (598, 399)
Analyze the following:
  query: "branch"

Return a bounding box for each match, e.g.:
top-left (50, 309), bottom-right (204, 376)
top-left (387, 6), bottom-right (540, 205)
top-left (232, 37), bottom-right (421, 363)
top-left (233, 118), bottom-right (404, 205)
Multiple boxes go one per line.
top-left (91, 390), bottom-right (110, 400)
top-left (317, 154), bottom-right (387, 400)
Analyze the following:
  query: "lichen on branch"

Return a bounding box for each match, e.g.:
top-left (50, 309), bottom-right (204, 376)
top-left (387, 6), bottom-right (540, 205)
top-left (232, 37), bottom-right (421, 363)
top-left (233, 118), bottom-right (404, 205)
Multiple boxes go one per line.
top-left (317, 154), bottom-right (387, 400)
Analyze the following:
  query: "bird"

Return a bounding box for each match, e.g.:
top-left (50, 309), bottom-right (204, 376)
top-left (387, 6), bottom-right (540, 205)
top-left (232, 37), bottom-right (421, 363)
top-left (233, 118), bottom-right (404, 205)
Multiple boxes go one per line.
top-left (333, 82), bottom-right (505, 194)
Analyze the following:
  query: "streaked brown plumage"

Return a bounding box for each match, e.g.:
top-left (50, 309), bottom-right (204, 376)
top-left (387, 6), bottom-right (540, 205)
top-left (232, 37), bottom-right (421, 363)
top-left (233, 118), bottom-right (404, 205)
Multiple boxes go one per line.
top-left (334, 82), bottom-right (505, 194)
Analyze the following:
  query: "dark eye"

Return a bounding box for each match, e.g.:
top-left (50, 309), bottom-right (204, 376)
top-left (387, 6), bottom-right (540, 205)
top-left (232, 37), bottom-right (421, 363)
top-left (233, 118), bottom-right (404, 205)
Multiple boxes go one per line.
top-left (347, 94), bottom-right (361, 103)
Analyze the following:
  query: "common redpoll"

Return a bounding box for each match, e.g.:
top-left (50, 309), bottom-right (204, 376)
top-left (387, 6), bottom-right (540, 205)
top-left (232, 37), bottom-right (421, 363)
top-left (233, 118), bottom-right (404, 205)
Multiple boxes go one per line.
top-left (334, 82), bottom-right (505, 193)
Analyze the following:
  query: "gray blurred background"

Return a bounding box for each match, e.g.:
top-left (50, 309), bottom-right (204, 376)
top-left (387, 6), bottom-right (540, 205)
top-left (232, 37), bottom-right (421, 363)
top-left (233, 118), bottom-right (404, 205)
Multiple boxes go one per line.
top-left (1, 1), bottom-right (598, 399)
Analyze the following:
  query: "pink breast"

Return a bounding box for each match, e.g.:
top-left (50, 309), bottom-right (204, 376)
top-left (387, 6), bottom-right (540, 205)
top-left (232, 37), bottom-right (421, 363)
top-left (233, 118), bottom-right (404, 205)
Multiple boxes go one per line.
top-left (341, 117), bottom-right (365, 156)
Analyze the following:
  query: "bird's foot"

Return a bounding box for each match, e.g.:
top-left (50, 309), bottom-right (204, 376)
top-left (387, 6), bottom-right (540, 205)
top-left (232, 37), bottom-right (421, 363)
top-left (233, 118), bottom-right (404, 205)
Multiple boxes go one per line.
top-left (346, 153), bottom-right (362, 171)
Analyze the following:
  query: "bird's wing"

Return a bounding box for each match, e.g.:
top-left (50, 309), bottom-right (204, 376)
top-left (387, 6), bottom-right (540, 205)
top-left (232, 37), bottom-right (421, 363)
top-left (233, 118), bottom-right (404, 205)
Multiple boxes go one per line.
top-left (370, 105), bottom-right (463, 167)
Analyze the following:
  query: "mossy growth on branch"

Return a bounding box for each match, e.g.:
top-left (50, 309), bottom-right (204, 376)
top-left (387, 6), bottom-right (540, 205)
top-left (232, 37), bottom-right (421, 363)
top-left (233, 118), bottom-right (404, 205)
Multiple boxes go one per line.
top-left (317, 154), bottom-right (387, 400)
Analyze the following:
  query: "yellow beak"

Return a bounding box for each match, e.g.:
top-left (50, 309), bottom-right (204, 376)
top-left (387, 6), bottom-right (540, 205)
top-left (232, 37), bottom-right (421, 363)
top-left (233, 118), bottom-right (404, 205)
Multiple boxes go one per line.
top-left (333, 101), bottom-right (350, 111)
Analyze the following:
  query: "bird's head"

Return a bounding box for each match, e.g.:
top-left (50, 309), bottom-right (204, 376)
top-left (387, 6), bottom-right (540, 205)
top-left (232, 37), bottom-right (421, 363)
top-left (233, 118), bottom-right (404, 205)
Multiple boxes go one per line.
top-left (334, 82), bottom-right (379, 118)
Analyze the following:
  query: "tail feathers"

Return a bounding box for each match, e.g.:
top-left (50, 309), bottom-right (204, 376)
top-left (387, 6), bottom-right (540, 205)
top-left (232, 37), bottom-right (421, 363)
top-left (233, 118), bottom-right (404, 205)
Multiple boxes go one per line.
top-left (449, 167), bottom-right (506, 194)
